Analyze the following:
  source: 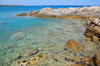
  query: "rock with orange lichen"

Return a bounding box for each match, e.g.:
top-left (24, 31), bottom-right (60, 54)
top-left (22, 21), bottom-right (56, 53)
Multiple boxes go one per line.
top-left (64, 40), bottom-right (84, 53)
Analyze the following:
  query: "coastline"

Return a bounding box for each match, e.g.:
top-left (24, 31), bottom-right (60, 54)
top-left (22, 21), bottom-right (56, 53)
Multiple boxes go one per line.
top-left (16, 6), bottom-right (100, 19)
top-left (1, 6), bottom-right (100, 66)
top-left (14, 6), bottom-right (100, 66)
top-left (0, 5), bottom-right (24, 7)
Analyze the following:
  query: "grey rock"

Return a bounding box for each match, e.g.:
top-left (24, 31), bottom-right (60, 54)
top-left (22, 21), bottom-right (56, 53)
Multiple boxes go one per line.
top-left (16, 6), bottom-right (100, 18)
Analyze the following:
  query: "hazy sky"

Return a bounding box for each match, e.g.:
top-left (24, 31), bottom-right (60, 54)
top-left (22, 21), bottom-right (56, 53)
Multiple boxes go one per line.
top-left (0, 0), bottom-right (100, 5)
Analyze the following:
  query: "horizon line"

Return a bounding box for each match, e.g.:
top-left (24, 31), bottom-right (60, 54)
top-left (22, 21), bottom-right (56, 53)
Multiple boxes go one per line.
top-left (0, 5), bottom-right (100, 6)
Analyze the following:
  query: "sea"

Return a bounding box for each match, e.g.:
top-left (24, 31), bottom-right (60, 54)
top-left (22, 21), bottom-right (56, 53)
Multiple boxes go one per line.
top-left (0, 6), bottom-right (94, 66)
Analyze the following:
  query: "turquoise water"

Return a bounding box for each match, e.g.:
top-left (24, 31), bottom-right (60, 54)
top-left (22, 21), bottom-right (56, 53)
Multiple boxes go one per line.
top-left (0, 6), bottom-right (93, 66)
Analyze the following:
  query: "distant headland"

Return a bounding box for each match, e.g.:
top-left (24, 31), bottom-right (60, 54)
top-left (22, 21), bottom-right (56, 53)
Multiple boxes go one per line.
top-left (0, 5), bottom-right (24, 7)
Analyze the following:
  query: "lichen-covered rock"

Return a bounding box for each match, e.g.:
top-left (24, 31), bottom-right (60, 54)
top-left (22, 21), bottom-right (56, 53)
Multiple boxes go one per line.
top-left (64, 40), bottom-right (84, 53)
top-left (11, 32), bottom-right (26, 40)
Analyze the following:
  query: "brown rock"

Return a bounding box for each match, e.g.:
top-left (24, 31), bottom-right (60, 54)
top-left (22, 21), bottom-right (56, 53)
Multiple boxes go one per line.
top-left (93, 52), bottom-right (100, 66)
top-left (85, 18), bottom-right (100, 41)
top-left (84, 38), bottom-right (91, 41)
top-left (65, 40), bottom-right (84, 53)
top-left (68, 63), bottom-right (85, 66)
top-left (92, 35), bottom-right (99, 42)
top-left (22, 12), bottom-right (27, 16)
top-left (85, 33), bottom-right (93, 37)
top-left (85, 26), bottom-right (100, 38)
top-left (86, 18), bottom-right (92, 25)
top-left (16, 14), bottom-right (22, 16)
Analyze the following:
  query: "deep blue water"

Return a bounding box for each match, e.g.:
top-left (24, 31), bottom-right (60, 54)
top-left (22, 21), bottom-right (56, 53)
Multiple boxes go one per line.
top-left (0, 6), bottom-right (93, 66)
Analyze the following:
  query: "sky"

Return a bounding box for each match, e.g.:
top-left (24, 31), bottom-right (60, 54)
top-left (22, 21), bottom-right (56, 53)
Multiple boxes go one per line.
top-left (0, 0), bottom-right (100, 6)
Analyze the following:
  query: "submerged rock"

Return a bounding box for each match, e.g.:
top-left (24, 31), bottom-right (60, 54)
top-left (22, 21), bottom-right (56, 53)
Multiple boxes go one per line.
top-left (93, 52), bottom-right (100, 66)
top-left (11, 32), bottom-right (26, 40)
top-left (22, 49), bottom-right (38, 57)
top-left (64, 40), bottom-right (84, 53)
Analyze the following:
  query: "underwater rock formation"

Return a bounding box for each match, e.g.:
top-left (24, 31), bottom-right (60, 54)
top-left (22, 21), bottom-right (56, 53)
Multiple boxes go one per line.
top-left (11, 32), bottom-right (26, 40)
top-left (93, 52), bottom-right (100, 66)
top-left (17, 6), bottom-right (100, 19)
top-left (85, 18), bottom-right (100, 41)
top-left (64, 40), bottom-right (84, 53)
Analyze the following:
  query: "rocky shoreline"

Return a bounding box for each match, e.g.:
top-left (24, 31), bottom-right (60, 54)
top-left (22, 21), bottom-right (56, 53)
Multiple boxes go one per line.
top-left (17, 6), bottom-right (100, 19)
top-left (14, 6), bottom-right (100, 66)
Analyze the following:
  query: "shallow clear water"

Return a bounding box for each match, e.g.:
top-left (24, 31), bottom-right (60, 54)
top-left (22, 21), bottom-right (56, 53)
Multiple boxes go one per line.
top-left (0, 6), bottom-right (93, 66)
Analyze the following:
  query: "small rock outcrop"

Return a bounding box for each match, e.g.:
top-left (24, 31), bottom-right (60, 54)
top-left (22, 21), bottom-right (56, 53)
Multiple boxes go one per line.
top-left (85, 18), bottom-right (100, 41)
top-left (16, 12), bottom-right (27, 16)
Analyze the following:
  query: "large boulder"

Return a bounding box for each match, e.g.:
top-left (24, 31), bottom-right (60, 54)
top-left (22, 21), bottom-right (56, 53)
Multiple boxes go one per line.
top-left (85, 18), bottom-right (100, 41)
top-left (64, 40), bottom-right (84, 53)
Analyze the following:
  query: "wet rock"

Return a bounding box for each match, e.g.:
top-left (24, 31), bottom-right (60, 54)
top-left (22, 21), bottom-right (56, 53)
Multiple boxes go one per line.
top-left (11, 32), bottom-right (26, 40)
top-left (93, 52), bottom-right (100, 66)
top-left (84, 38), bottom-right (91, 41)
top-left (16, 14), bottom-right (22, 16)
top-left (92, 35), bottom-right (99, 42)
top-left (82, 50), bottom-right (99, 57)
top-left (93, 42), bottom-right (100, 51)
top-left (16, 13), bottom-right (27, 16)
top-left (22, 49), bottom-right (38, 57)
top-left (64, 40), bottom-right (84, 53)
top-left (14, 53), bottom-right (46, 66)
top-left (67, 63), bottom-right (86, 66)
top-left (22, 12), bottom-right (27, 16)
